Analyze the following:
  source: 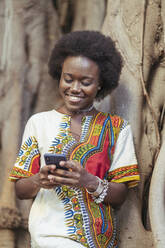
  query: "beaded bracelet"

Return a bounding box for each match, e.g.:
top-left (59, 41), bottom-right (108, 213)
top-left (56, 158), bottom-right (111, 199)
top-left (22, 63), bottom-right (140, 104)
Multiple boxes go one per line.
top-left (86, 176), bottom-right (104, 197)
top-left (92, 179), bottom-right (109, 204)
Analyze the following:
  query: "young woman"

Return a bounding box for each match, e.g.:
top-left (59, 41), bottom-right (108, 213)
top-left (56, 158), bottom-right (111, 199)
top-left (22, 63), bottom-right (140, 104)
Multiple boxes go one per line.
top-left (9, 31), bottom-right (140, 248)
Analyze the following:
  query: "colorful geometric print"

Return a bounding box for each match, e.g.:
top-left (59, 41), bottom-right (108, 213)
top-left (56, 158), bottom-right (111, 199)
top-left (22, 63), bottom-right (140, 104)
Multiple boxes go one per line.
top-left (8, 111), bottom-right (139, 247)
top-left (9, 167), bottom-right (34, 181)
top-left (50, 113), bottom-right (125, 247)
top-left (49, 115), bottom-right (93, 246)
top-left (55, 185), bottom-right (117, 248)
top-left (48, 112), bottom-right (139, 248)
top-left (70, 113), bottom-right (111, 163)
top-left (109, 115), bottom-right (125, 139)
top-left (69, 113), bottom-right (124, 180)
top-left (9, 136), bottom-right (40, 181)
top-left (83, 191), bottom-right (117, 248)
top-left (107, 164), bottom-right (140, 188)
top-left (69, 113), bottom-right (120, 247)
top-left (48, 115), bottom-right (76, 157)
top-left (55, 186), bottom-right (88, 246)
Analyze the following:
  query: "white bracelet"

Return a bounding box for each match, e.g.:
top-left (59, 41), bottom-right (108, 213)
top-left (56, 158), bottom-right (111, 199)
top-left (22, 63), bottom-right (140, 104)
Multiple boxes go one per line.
top-left (86, 176), bottom-right (104, 197)
top-left (92, 180), bottom-right (109, 204)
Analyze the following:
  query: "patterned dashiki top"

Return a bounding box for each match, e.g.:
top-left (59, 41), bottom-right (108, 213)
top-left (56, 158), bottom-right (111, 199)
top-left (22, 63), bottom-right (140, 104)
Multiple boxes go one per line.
top-left (9, 110), bottom-right (140, 248)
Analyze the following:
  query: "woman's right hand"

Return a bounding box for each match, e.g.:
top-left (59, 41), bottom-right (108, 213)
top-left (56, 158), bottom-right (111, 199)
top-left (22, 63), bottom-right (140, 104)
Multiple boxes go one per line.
top-left (37, 165), bottom-right (59, 189)
top-left (15, 165), bottom-right (58, 200)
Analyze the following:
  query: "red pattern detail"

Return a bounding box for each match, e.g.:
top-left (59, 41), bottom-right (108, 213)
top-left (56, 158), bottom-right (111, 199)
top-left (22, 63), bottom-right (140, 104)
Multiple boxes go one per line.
top-left (108, 164), bottom-right (139, 180)
top-left (10, 167), bottom-right (33, 179)
top-left (85, 130), bottom-right (111, 180)
top-left (95, 217), bottom-right (103, 235)
top-left (30, 154), bottom-right (40, 174)
top-left (89, 115), bottom-right (107, 146)
top-left (111, 115), bottom-right (121, 127)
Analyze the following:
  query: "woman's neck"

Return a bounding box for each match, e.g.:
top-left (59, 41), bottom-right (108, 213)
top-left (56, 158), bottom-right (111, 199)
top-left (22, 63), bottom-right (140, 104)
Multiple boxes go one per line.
top-left (57, 104), bottom-right (97, 117)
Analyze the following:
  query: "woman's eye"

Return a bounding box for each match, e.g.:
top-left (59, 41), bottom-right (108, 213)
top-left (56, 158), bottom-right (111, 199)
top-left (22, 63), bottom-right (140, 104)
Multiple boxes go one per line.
top-left (64, 78), bottom-right (73, 83)
top-left (81, 81), bottom-right (91, 86)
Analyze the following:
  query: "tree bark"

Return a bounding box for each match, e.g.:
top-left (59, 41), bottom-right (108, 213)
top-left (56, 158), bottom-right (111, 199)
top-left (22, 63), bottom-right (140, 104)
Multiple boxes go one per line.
top-left (0, 0), bottom-right (165, 247)
top-left (72, 0), bottom-right (106, 31)
top-left (102, 0), bottom-right (165, 247)
top-left (0, 0), bottom-right (61, 247)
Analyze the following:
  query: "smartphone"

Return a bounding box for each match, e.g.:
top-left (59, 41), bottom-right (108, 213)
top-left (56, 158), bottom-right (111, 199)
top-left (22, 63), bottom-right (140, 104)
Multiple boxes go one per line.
top-left (44, 153), bottom-right (68, 170)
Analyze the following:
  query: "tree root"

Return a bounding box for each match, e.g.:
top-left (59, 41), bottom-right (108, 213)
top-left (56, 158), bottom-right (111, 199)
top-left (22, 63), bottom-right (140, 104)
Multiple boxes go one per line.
top-left (0, 207), bottom-right (22, 229)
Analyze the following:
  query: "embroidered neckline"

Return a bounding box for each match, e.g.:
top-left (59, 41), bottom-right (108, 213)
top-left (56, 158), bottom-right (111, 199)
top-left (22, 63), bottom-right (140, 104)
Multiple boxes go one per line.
top-left (48, 114), bottom-right (93, 158)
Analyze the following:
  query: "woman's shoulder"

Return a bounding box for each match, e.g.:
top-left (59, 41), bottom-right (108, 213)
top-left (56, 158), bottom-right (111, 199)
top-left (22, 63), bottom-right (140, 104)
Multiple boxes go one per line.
top-left (109, 113), bottom-right (128, 128)
top-left (98, 111), bottom-right (128, 124)
top-left (27, 109), bottom-right (63, 124)
top-left (98, 111), bottom-right (128, 127)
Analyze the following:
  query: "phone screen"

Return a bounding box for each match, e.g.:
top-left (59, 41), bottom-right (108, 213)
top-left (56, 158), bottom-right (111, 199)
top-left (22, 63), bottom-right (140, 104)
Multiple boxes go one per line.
top-left (44, 153), bottom-right (68, 170)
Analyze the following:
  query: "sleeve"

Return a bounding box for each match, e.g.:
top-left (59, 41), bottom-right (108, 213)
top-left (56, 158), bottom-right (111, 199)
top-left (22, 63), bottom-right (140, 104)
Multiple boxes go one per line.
top-left (9, 117), bottom-right (41, 181)
top-left (107, 124), bottom-right (140, 188)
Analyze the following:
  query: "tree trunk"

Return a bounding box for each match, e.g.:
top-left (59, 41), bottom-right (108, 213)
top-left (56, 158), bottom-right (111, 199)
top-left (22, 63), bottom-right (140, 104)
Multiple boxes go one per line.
top-left (102, 0), bottom-right (165, 247)
top-left (0, 0), bottom-right (61, 247)
top-left (72, 0), bottom-right (106, 31)
top-left (0, 0), bottom-right (165, 247)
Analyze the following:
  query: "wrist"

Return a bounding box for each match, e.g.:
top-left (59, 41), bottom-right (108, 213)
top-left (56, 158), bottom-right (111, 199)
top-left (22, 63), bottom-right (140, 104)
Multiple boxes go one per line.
top-left (85, 174), bottom-right (99, 192)
top-left (31, 173), bottom-right (41, 191)
top-left (86, 176), bottom-right (104, 197)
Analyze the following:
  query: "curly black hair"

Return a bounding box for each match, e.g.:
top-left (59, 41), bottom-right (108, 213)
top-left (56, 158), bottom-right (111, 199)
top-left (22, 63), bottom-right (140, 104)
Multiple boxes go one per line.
top-left (48, 31), bottom-right (123, 100)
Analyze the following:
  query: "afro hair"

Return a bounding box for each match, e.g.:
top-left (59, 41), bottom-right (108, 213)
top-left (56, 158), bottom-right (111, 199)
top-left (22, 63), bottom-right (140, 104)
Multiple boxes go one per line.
top-left (48, 31), bottom-right (123, 100)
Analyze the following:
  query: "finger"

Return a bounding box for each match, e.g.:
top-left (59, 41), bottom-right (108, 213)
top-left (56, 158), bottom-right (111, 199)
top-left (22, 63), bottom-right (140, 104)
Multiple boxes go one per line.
top-left (40, 165), bottom-right (56, 175)
top-left (59, 160), bottom-right (80, 172)
top-left (47, 174), bottom-right (60, 184)
top-left (40, 178), bottom-right (57, 188)
top-left (48, 174), bottom-right (79, 186)
top-left (48, 165), bottom-right (57, 174)
top-left (49, 169), bottom-right (79, 180)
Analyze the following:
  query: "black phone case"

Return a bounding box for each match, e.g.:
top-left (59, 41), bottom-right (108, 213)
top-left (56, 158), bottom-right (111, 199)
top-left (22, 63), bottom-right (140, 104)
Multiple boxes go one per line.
top-left (44, 153), bottom-right (68, 170)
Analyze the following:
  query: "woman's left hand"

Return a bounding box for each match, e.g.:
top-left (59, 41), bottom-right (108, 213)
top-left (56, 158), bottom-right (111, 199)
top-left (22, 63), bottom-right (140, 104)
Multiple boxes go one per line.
top-left (47, 160), bottom-right (128, 208)
top-left (47, 160), bottom-right (98, 191)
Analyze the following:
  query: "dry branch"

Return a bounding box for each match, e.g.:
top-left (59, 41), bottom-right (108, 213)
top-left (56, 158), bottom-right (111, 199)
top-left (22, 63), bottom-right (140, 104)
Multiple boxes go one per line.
top-left (139, 0), bottom-right (161, 161)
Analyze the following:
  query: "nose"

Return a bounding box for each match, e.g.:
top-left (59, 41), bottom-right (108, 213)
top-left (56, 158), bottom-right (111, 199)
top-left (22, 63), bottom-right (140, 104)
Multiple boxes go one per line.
top-left (70, 81), bottom-right (81, 93)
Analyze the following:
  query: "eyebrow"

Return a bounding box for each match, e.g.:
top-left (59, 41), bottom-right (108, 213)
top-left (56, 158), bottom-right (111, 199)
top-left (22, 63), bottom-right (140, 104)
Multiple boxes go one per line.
top-left (63, 73), bottom-right (94, 80)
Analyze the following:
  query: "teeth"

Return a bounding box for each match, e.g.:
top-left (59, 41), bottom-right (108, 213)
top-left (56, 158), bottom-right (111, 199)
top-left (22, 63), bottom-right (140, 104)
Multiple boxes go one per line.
top-left (68, 96), bottom-right (81, 101)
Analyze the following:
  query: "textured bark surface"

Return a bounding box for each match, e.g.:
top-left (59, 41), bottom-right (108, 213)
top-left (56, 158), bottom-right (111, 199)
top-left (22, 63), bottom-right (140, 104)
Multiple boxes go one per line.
top-left (102, 0), bottom-right (165, 247)
top-left (72, 0), bottom-right (106, 31)
top-left (0, 0), bottom-right (164, 247)
top-left (0, 0), bottom-right (61, 247)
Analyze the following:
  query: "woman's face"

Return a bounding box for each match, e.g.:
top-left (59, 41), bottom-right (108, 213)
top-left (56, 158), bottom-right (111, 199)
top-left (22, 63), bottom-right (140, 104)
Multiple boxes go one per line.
top-left (59, 56), bottom-right (100, 114)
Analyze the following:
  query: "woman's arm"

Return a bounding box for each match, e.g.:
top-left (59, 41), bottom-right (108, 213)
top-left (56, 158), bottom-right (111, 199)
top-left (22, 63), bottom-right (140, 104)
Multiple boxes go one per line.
top-left (78, 171), bottom-right (128, 208)
top-left (102, 181), bottom-right (128, 208)
top-left (15, 165), bottom-right (57, 199)
top-left (47, 160), bottom-right (128, 208)
top-left (15, 174), bottom-right (41, 199)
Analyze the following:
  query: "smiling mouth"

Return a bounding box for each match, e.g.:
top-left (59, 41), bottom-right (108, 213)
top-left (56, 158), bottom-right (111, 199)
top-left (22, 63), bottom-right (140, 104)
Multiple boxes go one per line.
top-left (66, 95), bottom-right (84, 102)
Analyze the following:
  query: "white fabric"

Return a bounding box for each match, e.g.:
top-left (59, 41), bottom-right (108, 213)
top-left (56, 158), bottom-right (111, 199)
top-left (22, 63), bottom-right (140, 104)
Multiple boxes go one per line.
top-left (110, 124), bottom-right (137, 172)
top-left (31, 237), bottom-right (85, 248)
top-left (11, 110), bottom-right (138, 247)
top-left (24, 111), bottom-right (71, 246)
top-left (22, 110), bottom-right (63, 167)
